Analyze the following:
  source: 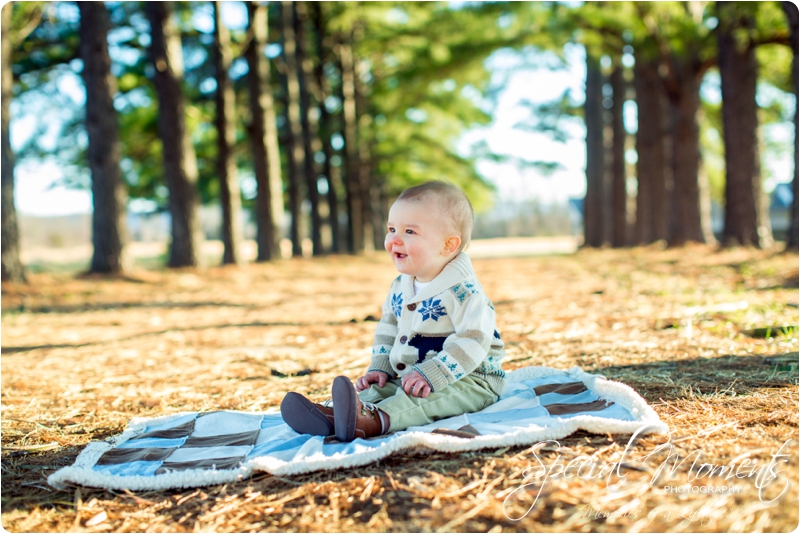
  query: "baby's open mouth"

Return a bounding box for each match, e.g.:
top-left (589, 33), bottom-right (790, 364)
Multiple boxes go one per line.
top-left (394, 252), bottom-right (407, 259)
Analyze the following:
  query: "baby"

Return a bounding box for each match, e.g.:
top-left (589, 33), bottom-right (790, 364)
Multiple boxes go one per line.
top-left (281, 181), bottom-right (506, 442)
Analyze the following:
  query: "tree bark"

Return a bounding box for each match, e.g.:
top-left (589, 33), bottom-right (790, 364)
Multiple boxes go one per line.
top-left (310, 2), bottom-right (342, 253)
top-left (354, 67), bottom-right (377, 252)
top-left (246, 2), bottom-right (283, 262)
top-left (718, 2), bottom-right (771, 248)
top-left (146, 1), bottom-right (203, 267)
top-left (665, 56), bottom-right (712, 246)
top-left (213, 2), bottom-right (243, 265)
top-left (78, 2), bottom-right (128, 274)
top-left (294, 2), bottom-right (323, 256)
top-left (1, 4), bottom-right (26, 283)
top-left (281, 1), bottom-right (306, 257)
top-left (583, 52), bottom-right (605, 247)
top-left (337, 37), bottom-right (364, 253)
top-left (610, 64), bottom-right (627, 248)
top-left (370, 174), bottom-right (387, 251)
top-left (633, 55), bottom-right (669, 245)
top-left (783, 1), bottom-right (799, 251)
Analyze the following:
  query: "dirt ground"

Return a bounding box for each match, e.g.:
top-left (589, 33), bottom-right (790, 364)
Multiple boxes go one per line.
top-left (1, 241), bottom-right (798, 532)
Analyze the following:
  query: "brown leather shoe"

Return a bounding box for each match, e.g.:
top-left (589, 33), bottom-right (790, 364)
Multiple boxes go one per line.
top-left (332, 376), bottom-right (387, 442)
top-left (280, 392), bottom-right (335, 436)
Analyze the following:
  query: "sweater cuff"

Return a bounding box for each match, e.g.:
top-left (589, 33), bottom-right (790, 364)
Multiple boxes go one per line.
top-left (368, 356), bottom-right (396, 378)
top-left (413, 359), bottom-right (451, 393)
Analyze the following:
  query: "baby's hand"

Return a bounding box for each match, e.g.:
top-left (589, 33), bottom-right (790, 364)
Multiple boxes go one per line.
top-left (356, 371), bottom-right (388, 392)
top-left (402, 371), bottom-right (431, 398)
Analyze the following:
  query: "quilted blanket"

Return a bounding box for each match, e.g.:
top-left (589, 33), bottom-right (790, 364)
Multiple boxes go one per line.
top-left (48, 366), bottom-right (667, 491)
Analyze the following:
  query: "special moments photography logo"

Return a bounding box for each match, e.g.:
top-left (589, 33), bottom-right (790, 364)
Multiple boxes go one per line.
top-left (502, 425), bottom-right (793, 522)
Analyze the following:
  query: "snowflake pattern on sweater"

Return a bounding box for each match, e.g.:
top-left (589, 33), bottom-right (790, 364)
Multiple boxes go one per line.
top-left (391, 294), bottom-right (403, 319)
top-left (418, 298), bottom-right (447, 321)
top-left (451, 279), bottom-right (479, 303)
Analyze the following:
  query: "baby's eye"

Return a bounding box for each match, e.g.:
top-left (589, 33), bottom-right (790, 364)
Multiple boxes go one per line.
top-left (405, 229), bottom-right (415, 235)
top-left (387, 227), bottom-right (395, 233)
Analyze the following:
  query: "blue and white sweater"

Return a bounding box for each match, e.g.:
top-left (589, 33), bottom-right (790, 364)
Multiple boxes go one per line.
top-left (368, 253), bottom-right (507, 395)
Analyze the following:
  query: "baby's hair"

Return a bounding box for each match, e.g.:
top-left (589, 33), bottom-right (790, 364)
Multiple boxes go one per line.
top-left (396, 181), bottom-right (474, 252)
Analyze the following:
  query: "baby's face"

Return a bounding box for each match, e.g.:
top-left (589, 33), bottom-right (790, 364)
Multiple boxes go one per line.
top-left (384, 199), bottom-right (456, 282)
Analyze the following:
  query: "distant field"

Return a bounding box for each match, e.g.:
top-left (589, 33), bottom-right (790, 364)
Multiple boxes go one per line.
top-left (19, 236), bottom-right (582, 273)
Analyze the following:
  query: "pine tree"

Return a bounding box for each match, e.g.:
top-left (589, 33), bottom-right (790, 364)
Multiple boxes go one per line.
top-left (783, 1), bottom-right (799, 251)
top-left (0, 3), bottom-right (33, 283)
top-left (213, 1), bottom-right (243, 265)
top-left (78, 1), bottom-right (128, 274)
top-left (246, 1), bottom-right (284, 262)
top-left (146, 1), bottom-right (203, 267)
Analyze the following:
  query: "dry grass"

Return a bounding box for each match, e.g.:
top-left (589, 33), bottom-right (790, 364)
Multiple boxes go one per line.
top-left (2, 242), bottom-right (798, 532)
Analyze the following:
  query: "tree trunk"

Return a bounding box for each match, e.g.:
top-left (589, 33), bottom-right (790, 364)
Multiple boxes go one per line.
top-left (665, 56), bottom-right (712, 246)
top-left (310, 2), bottom-right (342, 253)
top-left (1, 5), bottom-right (26, 283)
top-left (633, 55), bottom-right (669, 245)
top-left (146, 1), bottom-right (203, 268)
top-left (337, 38), bottom-right (364, 253)
top-left (583, 52), bottom-right (605, 247)
top-left (213, 2), bottom-right (242, 265)
top-left (78, 2), bottom-right (128, 274)
top-left (281, 1), bottom-right (306, 257)
top-left (294, 2), bottom-right (323, 256)
top-left (610, 64), bottom-right (627, 248)
top-left (246, 2), bottom-right (283, 262)
top-left (718, 2), bottom-right (770, 248)
top-left (355, 64), bottom-right (376, 252)
top-left (783, 1), bottom-right (799, 251)
top-left (371, 175), bottom-right (388, 251)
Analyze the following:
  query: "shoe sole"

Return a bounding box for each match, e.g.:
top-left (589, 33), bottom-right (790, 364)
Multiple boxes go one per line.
top-left (280, 392), bottom-right (334, 436)
top-left (332, 376), bottom-right (358, 442)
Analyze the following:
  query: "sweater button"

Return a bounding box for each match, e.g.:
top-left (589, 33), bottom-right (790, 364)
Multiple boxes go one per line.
top-left (396, 363), bottom-right (406, 370)
top-left (399, 335), bottom-right (408, 344)
top-left (407, 303), bottom-right (416, 311)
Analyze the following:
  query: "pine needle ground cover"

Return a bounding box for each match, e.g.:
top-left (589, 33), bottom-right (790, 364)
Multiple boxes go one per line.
top-left (2, 244), bottom-right (798, 532)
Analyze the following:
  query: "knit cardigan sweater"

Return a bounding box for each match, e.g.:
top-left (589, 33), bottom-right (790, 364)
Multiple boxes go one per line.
top-left (368, 253), bottom-right (507, 395)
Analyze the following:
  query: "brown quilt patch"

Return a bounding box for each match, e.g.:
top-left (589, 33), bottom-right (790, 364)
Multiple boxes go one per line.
top-left (431, 424), bottom-right (482, 439)
top-left (182, 430), bottom-right (261, 448)
top-left (131, 420), bottom-right (196, 440)
top-left (533, 382), bottom-right (588, 396)
top-left (544, 399), bottom-right (614, 415)
top-left (97, 447), bottom-right (176, 465)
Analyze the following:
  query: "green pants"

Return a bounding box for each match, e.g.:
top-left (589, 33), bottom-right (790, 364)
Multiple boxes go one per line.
top-left (358, 375), bottom-right (498, 433)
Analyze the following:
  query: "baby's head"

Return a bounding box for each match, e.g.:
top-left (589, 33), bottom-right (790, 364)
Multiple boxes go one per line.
top-left (385, 181), bottom-right (474, 282)
top-left (395, 181), bottom-right (474, 254)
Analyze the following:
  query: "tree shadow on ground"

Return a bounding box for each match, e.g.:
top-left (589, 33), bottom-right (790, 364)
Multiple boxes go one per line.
top-left (595, 352), bottom-right (798, 403)
top-left (1, 318), bottom-right (376, 354)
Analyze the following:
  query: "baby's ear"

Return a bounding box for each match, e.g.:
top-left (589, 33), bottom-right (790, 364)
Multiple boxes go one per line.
top-left (442, 235), bottom-right (461, 256)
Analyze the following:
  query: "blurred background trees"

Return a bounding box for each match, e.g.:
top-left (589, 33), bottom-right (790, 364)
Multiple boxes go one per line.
top-left (1, 1), bottom-right (797, 277)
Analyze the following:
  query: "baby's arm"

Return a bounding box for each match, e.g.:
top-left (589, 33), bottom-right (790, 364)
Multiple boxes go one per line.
top-left (365, 283), bottom-right (400, 379)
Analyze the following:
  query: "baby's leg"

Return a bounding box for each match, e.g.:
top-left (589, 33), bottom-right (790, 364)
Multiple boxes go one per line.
top-left (374, 376), bottom-right (498, 433)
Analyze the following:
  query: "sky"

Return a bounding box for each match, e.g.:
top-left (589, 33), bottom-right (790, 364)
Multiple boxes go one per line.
top-left (9, 4), bottom-right (795, 217)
